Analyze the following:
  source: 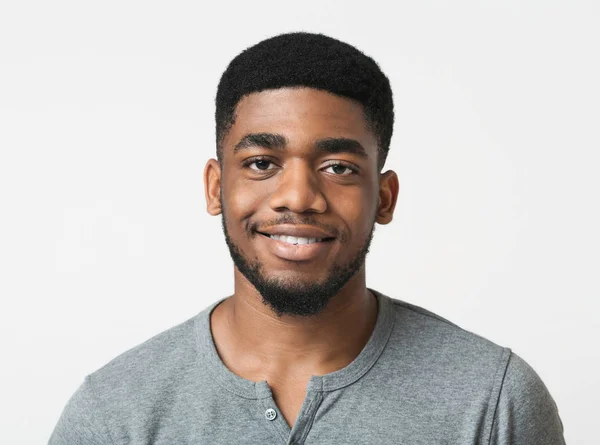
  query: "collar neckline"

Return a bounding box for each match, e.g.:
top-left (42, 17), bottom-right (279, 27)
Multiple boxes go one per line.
top-left (195, 288), bottom-right (396, 399)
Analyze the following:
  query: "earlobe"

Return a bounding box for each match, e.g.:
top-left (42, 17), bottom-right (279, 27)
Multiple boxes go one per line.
top-left (204, 159), bottom-right (222, 216)
top-left (375, 170), bottom-right (399, 225)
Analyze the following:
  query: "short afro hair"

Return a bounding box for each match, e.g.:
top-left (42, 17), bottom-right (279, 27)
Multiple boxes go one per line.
top-left (215, 32), bottom-right (394, 171)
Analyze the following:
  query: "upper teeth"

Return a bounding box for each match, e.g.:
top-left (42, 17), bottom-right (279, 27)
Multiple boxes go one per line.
top-left (270, 235), bottom-right (322, 245)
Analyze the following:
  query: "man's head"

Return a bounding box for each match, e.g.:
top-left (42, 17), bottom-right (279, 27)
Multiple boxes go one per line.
top-left (215, 32), bottom-right (394, 172)
top-left (204, 32), bottom-right (399, 317)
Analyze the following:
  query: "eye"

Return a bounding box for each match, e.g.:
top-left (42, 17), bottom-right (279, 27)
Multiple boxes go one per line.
top-left (242, 157), bottom-right (277, 171)
top-left (322, 161), bottom-right (357, 176)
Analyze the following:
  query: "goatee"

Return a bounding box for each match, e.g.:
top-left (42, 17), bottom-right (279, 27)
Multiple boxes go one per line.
top-left (220, 201), bottom-right (376, 317)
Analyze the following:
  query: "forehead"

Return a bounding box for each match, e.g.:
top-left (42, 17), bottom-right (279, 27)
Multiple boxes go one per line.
top-left (224, 87), bottom-right (377, 152)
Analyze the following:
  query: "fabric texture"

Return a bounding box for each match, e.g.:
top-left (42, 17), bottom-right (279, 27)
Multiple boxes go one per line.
top-left (48, 289), bottom-right (566, 444)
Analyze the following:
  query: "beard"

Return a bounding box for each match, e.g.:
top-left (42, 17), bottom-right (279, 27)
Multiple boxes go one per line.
top-left (220, 198), bottom-right (376, 318)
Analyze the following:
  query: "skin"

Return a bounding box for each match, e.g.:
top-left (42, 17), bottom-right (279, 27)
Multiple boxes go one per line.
top-left (203, 87), bottom-right (399, 427)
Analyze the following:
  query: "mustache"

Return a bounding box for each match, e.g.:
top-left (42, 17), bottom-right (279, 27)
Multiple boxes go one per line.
top-left (248, 215), bottom-right (343, 241)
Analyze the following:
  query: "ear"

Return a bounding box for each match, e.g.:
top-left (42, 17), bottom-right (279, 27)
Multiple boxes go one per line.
top-left (375, 170), bottom-right (399, 225)
top-left (204, 158), bottom-right (222, 215)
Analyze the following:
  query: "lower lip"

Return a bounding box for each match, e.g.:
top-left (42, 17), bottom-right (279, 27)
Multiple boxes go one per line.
top-left (259, 234), bottom-right (335, 262)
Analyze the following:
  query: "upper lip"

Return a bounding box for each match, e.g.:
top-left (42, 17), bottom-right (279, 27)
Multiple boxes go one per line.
top-left (258, 225), bottom-right (336, 239)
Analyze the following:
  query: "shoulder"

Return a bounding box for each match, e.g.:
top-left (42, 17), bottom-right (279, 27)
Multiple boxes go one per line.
top-left (380, 292), bottom-right (565, 444)
top-left (385, 293), bottom-right (508, 363)
top-left (49, 311), bottom-right (206, 443)
top-left (48, 376), bottom-right (112, 444)
top-left (500, 352), bottom-right (556, 402)
top-left (89, 312), bottom-right (201, 396)
top-left (490, 352), bottom-right (566, 444)
top-left (377, 291), bottom-right (512, 409)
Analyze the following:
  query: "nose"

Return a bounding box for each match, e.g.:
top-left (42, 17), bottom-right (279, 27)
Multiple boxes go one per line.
top-left (268, 159), bottom-right (327, 214)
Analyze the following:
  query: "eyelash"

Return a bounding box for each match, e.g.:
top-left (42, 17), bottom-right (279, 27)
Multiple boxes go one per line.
top-left (241, 156), bottom-right (358, 176)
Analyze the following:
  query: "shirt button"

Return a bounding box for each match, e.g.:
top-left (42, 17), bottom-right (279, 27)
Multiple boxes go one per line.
top-left (265, 408), bottom-right (277, 421)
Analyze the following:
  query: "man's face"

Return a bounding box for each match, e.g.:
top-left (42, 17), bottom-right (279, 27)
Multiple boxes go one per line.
top-left (205, 87), bottom-right (397, 317)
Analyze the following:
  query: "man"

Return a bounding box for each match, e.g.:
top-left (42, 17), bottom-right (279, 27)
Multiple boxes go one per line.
top-left (49, 32), bottom-right (565, 444)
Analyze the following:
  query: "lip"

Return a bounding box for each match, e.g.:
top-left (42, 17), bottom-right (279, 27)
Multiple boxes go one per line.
top-left (258, 232), bottom-right (335, 262)
top-left (257, 224), bottom-right (336, 240)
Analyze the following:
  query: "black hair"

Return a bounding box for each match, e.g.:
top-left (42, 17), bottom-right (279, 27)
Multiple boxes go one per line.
top-left (215, 32), bottom-right (394, 171)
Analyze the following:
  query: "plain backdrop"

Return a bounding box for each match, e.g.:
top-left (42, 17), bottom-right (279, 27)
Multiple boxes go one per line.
top-left (1, 1), bottom-right (598, 444)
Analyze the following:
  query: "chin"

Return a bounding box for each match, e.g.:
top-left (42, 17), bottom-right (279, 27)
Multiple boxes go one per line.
top-left (262, 265), bottom-right (331, 282)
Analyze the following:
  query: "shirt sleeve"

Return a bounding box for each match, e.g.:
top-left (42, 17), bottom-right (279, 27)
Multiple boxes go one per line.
top-left (48, 375), bottom-right (115, 445)
top-left (489, 351), bottom-right (566, 445)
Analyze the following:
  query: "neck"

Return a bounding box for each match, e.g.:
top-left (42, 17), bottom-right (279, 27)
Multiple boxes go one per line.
top-left (211, 268), bottom-right (378, 381)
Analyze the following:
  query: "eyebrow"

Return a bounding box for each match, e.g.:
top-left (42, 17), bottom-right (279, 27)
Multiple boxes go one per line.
top-left (233, 132), bottom-right (369, 159)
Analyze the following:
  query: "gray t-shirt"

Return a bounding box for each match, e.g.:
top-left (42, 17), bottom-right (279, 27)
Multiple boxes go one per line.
top-left (48, 289), bottom-right (566, 444)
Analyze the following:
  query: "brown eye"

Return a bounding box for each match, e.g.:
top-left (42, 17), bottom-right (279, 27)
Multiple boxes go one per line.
top-left (251, 159), bottom-right (272, 170)
top-left (244, 158), bottom-right (277, 171)
top-left (323, 162), bottom-right (356, 176)
top-left (331, 165), bottom-right (350, 175)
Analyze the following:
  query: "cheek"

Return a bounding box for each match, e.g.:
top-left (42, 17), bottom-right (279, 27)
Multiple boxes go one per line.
top-left (328, 188), bottom-right (376, 237)
top-left (224, 180), bottom-right (268, 224)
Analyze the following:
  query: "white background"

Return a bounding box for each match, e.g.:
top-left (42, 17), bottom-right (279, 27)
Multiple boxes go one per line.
top-left (1, 1), bottom-right (598, 444)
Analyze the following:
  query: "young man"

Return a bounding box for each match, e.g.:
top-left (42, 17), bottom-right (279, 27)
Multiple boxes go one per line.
top-left (49, 32), bottom-right (565, 444)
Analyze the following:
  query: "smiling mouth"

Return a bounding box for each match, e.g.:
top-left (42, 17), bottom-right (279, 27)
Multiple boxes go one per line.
top-left (257, 232), bottom-right (335, 245)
